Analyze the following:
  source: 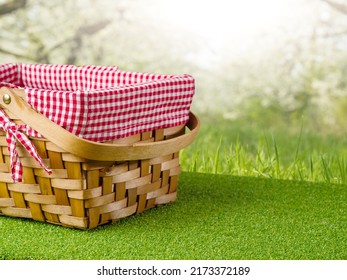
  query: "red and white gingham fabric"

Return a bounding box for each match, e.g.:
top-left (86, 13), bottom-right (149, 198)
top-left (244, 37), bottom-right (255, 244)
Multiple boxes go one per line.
top-left (0, 109), bottom-right (52, 182)
top-left (0, 63), bottom-right (195, 181)
top-left (0, 63), bottom-right (195, 142)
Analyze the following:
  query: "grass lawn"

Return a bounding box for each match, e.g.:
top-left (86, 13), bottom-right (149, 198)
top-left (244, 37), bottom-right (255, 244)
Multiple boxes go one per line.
top-left (181, 117), bottom-right (347, 184)
top-left (0, 172), bottom-right (345, 260)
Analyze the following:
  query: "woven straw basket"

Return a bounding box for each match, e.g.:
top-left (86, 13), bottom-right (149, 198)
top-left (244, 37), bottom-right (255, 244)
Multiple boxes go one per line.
top-left (0, 87), bottom-right (199, 229)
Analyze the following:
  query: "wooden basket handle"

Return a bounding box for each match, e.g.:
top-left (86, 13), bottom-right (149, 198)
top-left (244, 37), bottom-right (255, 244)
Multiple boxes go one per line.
top-left (0, 87), bottom-right (200, 161)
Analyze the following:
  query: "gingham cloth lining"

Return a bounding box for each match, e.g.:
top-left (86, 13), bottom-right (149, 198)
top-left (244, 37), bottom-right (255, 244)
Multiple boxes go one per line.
top-left (0, 63), bottom-right (195, 182)
top-left (0, 63), bottom-right (195, 141)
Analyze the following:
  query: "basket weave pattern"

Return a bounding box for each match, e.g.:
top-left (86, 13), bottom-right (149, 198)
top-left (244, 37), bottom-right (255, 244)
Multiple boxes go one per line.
top-left (0, 112), bottom-right (184, 229)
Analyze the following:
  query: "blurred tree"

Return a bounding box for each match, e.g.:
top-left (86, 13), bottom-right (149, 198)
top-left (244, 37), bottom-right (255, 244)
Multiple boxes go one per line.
top-left (322, 0), bottom-right (347, 14)
top-left (0, 0), bottom-right (199, 74)
top-left (0, 0), bottom-right (27, 16)
top-left (214, 0), bottom-right (347, 133)
top-left (0, 0), bottom-right (113, 64)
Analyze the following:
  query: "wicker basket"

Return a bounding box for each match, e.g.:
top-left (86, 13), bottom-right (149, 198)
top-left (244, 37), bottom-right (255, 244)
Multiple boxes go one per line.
top-left (0, 87), bottom-right (199, 229)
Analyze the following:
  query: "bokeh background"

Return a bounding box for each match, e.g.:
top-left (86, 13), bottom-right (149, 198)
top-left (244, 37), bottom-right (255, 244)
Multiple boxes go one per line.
top-left (2, 0), bottom-right (347, 181)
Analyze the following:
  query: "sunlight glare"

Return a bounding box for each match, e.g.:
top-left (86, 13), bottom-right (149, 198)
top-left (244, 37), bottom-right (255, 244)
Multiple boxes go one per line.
top-left (156, 0), bottom-right (307, 54)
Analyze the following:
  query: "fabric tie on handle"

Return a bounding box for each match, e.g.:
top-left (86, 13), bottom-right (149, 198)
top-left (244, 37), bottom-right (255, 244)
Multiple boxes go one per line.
top-left (0, 109), bottom-right (52, 182)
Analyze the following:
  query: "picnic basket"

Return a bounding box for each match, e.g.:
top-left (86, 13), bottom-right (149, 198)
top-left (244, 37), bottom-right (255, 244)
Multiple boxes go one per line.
top-left (0, 64), bottom-right (199, 229)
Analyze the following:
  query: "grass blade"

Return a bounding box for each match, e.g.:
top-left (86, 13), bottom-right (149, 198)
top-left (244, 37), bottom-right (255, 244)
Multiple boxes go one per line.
top-left (321, 155), bottom-right (331, 183)
top-left (273, 136), bottom-right (281, 178)
top-left (213, 137), bottom-right (222, 174)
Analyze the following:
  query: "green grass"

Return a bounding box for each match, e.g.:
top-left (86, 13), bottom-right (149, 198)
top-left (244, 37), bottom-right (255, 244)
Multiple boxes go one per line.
top-left (181, 118), bottom-right (347, 184)
top-left (0, 172), bottom-right (346, 260)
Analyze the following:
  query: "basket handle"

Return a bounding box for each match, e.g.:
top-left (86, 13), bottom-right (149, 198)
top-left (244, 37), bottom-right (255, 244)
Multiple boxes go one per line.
top-left (0, 87), bottom-right (200, 161)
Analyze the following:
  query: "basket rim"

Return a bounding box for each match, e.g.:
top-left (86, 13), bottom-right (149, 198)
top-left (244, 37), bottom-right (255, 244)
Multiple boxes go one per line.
top-left (0, 87), bottom-right (200, 161)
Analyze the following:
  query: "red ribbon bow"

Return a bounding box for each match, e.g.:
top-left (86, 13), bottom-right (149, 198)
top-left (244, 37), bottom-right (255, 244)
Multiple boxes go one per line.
top-left (0, 109), bottom-right (52, 182)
